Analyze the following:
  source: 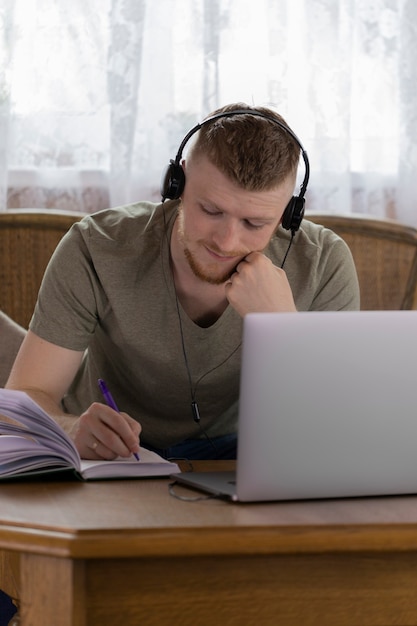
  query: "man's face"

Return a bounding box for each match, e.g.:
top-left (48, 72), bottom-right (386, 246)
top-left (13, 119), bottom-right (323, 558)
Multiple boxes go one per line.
top-left (175, 155), bottom-right (295, 285)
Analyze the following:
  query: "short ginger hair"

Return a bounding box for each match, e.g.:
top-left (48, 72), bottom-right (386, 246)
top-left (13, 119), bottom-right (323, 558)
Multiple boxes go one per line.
top-left (187, 103), bottom-right (301, 191)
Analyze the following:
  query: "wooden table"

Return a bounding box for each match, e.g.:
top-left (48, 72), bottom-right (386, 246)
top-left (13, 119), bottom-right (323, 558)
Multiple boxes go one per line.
top-left (3, 461), bottom-right (417, 625)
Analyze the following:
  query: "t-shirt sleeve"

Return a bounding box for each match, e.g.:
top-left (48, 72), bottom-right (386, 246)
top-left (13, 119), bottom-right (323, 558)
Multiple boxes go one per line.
top-left (308, 232), bottom-right (360, 311)
top-left (276, 220), bottom-right (360, 312)
top-left (29, 219), bottom-right (102, 351)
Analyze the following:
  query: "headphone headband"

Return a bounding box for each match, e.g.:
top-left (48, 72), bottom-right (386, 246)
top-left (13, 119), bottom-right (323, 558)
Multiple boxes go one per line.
top-left (161, 109), bottom-right (310, 234)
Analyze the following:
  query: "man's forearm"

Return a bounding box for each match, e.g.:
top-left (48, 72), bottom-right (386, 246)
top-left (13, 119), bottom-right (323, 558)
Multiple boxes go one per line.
top-left (6, 386), bottom-right (79, 436)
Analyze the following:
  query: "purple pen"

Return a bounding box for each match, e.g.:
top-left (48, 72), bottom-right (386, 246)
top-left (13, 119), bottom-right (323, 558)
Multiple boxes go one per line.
top-left (98, 378), bottom-right (140, 461)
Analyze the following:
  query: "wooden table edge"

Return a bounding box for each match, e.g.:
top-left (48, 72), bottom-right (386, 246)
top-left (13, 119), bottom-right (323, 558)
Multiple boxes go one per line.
top-left (2, 523), bottom-right (417, 559)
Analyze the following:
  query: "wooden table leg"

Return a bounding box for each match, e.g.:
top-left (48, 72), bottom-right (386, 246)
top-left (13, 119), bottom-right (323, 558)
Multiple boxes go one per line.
top-left (19, 554), bottom-right (87, 626)
top-left (0, 550), bottom-right (20, 600)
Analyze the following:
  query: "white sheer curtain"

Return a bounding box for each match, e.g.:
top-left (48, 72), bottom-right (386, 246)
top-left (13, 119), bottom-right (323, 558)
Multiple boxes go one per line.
top-left (1, 0), bottom-right (416, 224)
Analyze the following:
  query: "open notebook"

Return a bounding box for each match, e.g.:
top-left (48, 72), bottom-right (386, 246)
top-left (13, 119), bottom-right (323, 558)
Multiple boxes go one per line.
top-left (0, 389), bottom-right (180, 480)
top-left (173, 311), bottom-right (417, 502)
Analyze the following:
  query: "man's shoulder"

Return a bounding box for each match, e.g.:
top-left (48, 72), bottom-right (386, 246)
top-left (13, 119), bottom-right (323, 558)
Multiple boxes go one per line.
top-left (82, 201), bottom-right (158, 233)
top-left (270, 217), bottom-right (348, 255)
top-left (74, 200), bottom-right (177, 246)
top-left (298, 217), bottom-right (345, 248)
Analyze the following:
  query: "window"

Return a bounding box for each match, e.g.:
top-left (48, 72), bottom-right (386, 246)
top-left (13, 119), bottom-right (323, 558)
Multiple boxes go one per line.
top-left (1, 0), bottom-right (416, 223)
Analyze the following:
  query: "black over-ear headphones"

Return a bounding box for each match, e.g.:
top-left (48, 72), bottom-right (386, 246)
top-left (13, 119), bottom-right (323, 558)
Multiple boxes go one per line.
top-left (161, 109), bottom-right (310, 234)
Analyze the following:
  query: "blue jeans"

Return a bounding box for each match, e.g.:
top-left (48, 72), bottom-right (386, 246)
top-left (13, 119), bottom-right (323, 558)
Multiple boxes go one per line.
top-left (142, 433), bottom-right (237, 461)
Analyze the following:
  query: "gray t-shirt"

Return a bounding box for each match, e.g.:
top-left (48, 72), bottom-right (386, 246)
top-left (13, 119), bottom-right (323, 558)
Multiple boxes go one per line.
top-left (30, 200), bottom-right (359, 447)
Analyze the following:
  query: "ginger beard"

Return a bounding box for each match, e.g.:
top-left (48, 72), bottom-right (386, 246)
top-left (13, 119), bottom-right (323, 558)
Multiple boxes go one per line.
top-left (176, 204), bottom-right (247, 285)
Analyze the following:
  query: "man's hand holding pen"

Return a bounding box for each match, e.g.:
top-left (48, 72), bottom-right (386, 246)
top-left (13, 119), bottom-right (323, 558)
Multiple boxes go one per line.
top-left (69, 380), bottom-right (141, 461)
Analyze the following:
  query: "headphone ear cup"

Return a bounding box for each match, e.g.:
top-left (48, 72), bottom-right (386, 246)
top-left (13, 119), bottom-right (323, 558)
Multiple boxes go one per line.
top-left (160, 160), bottom-right (185, 200)
top-left (281, 196), bottom-right (305, 233)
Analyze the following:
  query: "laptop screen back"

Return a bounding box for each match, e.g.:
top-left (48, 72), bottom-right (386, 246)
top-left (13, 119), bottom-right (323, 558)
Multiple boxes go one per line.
top-left (235, 311), bottom-right (417, 501)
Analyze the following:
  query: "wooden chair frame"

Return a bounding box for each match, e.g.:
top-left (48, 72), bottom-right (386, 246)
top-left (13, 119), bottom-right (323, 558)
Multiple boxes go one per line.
top-left (306, 213), bottom-right (417, 310)
top-left (0, 209), bottom-right (86, 329)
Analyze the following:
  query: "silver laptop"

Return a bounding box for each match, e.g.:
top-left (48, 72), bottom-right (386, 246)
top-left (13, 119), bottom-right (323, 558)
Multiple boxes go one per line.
top-left (173, 311), bottom-right (417, 502)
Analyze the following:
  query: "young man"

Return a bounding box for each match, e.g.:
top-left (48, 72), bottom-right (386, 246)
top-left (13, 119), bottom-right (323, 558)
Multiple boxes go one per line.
top-left (6, 103), bottom-right (359, 461)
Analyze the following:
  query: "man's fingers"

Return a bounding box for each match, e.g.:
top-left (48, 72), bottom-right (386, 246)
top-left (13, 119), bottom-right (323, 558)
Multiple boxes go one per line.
top-left (77, 403), bottom-right (141, 459)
